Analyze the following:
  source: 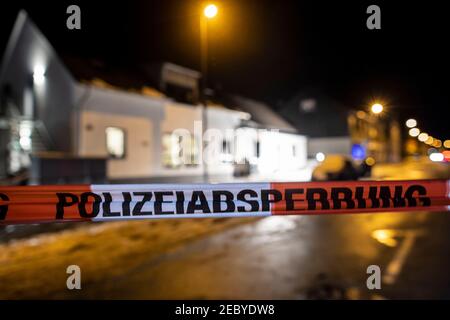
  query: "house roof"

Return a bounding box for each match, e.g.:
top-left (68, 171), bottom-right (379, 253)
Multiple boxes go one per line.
top-left (278, 88), bottom-right (349, 138)
top-left (227, 95), bottom-right (297, 133)
top-left (63, 56), bottom-right (157, 90)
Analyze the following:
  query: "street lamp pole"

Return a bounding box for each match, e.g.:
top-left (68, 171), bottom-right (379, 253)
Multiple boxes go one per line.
top-left (370, 102), bottom-right (384, 161)
top-left (200, 15), bottom-right (208, 98)
top-left (200, 4), bottom-right (217, 182)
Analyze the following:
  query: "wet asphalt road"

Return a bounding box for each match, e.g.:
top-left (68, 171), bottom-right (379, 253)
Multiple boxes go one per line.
top-left (79, 210), bottom-right (450, 299)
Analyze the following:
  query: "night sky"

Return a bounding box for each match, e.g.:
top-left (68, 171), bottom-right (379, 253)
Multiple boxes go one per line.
top-left (1, 0), bottom-right (448, 138)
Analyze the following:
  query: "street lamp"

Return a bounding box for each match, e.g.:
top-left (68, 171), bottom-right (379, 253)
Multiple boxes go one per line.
top-left (409, 128), bottom-right (420, 137)
top-left (425, 136), bottom-right (434, 145)
top-left (418, 132), bottom-right (429, 142)
top-left (432, 139), bottom-right (442, 148)
top-left (204, 4), bottom-right (218, 19)
top-left (371, 103), bottom-right (383, 114)
top-left (405, 118), bottom-right (417, 128)
top-left (444, 140), bottom-right (450, 149)
top-left (200, 4), bottom-right (218, 94)
top-left (200, 3), bottom-right (218, 182)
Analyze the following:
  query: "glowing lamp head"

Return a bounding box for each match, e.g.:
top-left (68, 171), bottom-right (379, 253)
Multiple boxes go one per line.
top-left (408, 128), bottom-right (420, 137)
top-left (418, 133), bottom-right (429, 142)
top-left (371, 103), bottom-right (383, 114)
top-left (405, 118), bottom-right (417, 128)
top-left (204, 4), bottom-right (218, 19)
top-left (444, 140), bottom-right (450, 149)
top-left (424, 136), bottom-right (434, 145)
top-left (433, 139), bottom-right (442, 148)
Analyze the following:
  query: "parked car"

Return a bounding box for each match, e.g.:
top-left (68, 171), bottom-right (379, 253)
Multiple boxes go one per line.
top-left (312, 154), bottom-right (363, 181)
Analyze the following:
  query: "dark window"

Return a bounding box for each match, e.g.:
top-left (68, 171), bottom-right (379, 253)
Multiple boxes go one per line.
top-left (165, 84), bottom-right (196, 104)
top-left (256, 140), bottom-right (260, 158)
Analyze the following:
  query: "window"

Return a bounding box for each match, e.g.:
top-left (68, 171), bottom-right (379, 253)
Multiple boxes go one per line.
top-left (221, 138), bottom-right (234, 163)
top-left (165, 83), bottom-right (197, 104)
top-left (256, 140), bottom-right (260, 158)
top-left (162, 133), bottom-right (182, 168)
top-left (105, 127), bottom-right (126, 159)
top-left (162, 132), bottom-right (199, 168)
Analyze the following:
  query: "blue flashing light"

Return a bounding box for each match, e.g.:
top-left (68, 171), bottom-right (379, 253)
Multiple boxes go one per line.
top-left (351, 144), bottom-right (366, 160)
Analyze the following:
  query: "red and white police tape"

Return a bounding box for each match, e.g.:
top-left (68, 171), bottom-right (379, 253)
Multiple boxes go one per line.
top-left (0, 179), bottom-right (449, 224)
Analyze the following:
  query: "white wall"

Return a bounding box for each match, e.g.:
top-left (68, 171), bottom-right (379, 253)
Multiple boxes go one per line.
top-left (75, 85), bottom-right (165, 178)
top-left (205, 106), bottom-right (248, 176)
top-left (159, 102), bottom-right (204, 177)
top-left (79, 111), bottom-right (153, 179)
top-left (258, 131), bottom-right (307, 174)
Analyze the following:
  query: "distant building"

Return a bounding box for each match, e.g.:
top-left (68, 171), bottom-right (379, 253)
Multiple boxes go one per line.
top-left (347, 110), bottom-right (401, 163)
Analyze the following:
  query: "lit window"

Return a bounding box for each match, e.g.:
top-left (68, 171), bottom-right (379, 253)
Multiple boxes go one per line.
top-left (105, 127), bottom-right (126, 159)
top-left (162, 133), bottom-right (199, 168)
